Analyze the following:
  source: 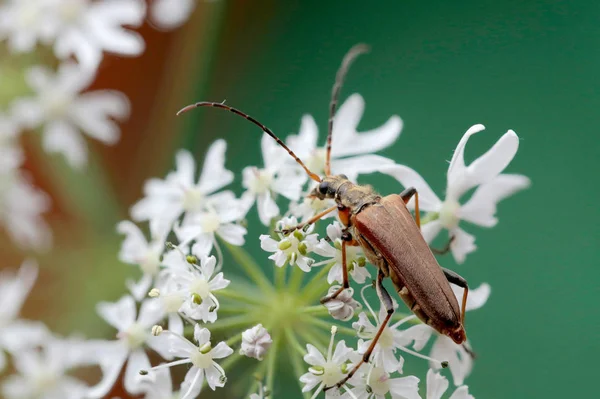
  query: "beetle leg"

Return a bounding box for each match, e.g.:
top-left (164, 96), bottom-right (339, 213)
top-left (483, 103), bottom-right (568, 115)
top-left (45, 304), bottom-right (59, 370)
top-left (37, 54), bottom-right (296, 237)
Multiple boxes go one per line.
top-left (399, 187), bottom-right (421, 229)
top-left (278, 205), bottom-right (338, 235)
top-left (430, 236), bottom-right (455, 255)
top-left (442, 267), bottom-right (469, 325)
top-left (325, 269), bottom-right (394, 391)
top-left (319, 234), bottom-right (352, 304)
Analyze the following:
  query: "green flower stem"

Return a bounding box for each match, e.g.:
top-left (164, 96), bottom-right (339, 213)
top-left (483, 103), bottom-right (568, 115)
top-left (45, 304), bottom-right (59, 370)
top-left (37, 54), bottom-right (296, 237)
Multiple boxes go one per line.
top-left (420, 211), bottom-right (439, 225)
top-left (288, 262), bottom-right (305, 292)
top-left (216, 305), bottom-right (255, 314)
top-left (275, 263), bottom-right (286, 289)
top-left (266, 334), bottom-right (280, 394)
top-left (299, 264), bottom-right (331, 301)
top-left (303, 317), bottom-right (356, 337)
top-left (225, 334), bottom-right (243, 347)
top-left (300, 305), bottom-right (329, 315)
top-left (244, 362), bottom-right (267, 398)
top-left (296, 326), bottom-right (329, 351)
top-left (223, 242), bottom-right (275, 294)
top-left (207, 314), bottom-right (256, 332)
top-left (218, 288), bottom-right (265, 305)
top-left (291, 353), bottom-right (311, 399)
top-left (285, 327), bottom-right (308, 357)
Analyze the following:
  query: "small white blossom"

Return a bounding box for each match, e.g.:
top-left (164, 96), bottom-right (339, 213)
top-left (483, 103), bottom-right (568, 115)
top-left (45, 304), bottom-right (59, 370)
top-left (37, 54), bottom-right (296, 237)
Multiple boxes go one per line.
top-left (150, 0), bottom-right (196, 30)
top-left (0, 261), bottom-right (49, 371)
top-left (426, 369), bottom-right (474, 399)
top-left (299, 327), bottom-right (354, 398)
top-left (0, 114), bottom-right (24, 172)
top-left (52, 0), bottom-right (146, 71)
top-left (0, 0), bottom-right (59, 53)
top-left (162, 254), bottom-right (230, 323)
top-left (92, 296), bottom-right (169, 396)
top-left (314, 221), bottom-right (370, 284)
top-left (146, 325), bottom-right (233, 398)
top-left (242, 133), bottom-right (307, 225)
top-left (239, 324), bottom-right (272, 360)
top-left (139, 367), bottom-right (177, 399)
top-left (260, 216), bottom-right (318, 272)
top-left (0, 170), bottom-right (52, 250)
top-left (323, 285), bottom-right (361, 321)
top-left (131, 143), bottom-right (236, 233)
top-left (175, 191), bottom-right (248, 251)
top-left (289, 195), bottom-right (337, 222)
top-left (348, 365), bottom-right (420, 399)
top-left (12, 63), bottom-right (129, 168)
top-left (353, 289), bottom-right (448, 374)
top-left (1, 338), bottom-right (90, 399)
top-left (286, 93), bottom-right (402, 180)
top-left (382, 125), bottom-right (530, 263)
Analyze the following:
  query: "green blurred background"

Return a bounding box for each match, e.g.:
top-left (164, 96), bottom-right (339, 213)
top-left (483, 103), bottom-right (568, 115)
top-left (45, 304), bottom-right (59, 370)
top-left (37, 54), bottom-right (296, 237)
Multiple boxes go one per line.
top-left (9, 0), bottom-right (599, 398)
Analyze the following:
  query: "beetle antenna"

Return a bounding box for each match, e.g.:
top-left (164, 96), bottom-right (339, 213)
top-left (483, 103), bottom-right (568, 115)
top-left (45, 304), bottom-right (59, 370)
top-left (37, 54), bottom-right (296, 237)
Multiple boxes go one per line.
top-left (177, 102), bottom-right (322, 182)
top-left (324, 43), bottom-right (370, 176)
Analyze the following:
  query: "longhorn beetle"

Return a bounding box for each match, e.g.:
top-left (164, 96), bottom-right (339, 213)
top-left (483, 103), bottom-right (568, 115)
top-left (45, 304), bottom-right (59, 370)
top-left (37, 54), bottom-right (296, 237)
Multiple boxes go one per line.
top-left (178, 44), bottom-right (471, 389)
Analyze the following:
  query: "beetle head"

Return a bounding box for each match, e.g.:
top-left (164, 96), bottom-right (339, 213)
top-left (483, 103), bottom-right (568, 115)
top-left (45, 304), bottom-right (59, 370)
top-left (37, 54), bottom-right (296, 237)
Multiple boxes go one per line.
top-left (310, 174), bottom-right (349, 200)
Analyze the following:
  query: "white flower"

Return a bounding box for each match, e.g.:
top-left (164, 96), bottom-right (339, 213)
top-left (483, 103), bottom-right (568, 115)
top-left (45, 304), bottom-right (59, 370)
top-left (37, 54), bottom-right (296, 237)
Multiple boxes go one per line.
top-left (426, 369), bottom-right (474, 399)
top-left (353, 290), bottom-right (447, 374)
top-left (260, 216), bottom-right (318, 272)
top-left (139, 367), bottom-right (177, 399)
top-left (242, 133), bottom-right (307, 225)
top-left (146, 325), bottom-right (233, 398)
top-left (131, 143), bottom-right (236, 233)
top-left (175, 191), bottom-right (248, 250)
top-left (239, 324), bottom-right (273, 361)
top-left (12, 63), bottom-right (129, 168)
top-left (289, 195), bottom-right (337, 222)
top-left (117, 220), bottom-right (170, 301)
top-left (382, 125), bottom-right (530, 263)
top-left (323, 285), bottom-right (361, 321)
top-left (286, 93), bottom-right (402, 180)
top-left (348, 365), bottom-right (420, 399)
top-left (92, 296), bottom-right (169, 396)
top-left (162, 255), bottom-right (230, 323)
top-left (0, 170), bottom-right (52, 250)
top-left (0, 0), bottom-right (59, 53)
top-left (424, 283), bottom-right (490, 386)
top-left (314, 221), bottom-right (370, 284)
top-left (52, 0), bottom-right (146, 71)
top-left (0, 261), bottom-right (49, 371)
top-left (1, 338), bottom-right (90, 399)
top-left (150, 0), bottom-right (196, 30)
top-left (299, 327), bottom-right (354, 398)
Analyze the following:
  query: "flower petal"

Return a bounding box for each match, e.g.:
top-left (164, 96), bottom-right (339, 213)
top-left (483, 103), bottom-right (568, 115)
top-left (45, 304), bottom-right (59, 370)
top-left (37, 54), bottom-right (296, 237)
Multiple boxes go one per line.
top-left (446, 124), bottom-right (486, 191)
top-left (452, 282), bottom-right (491, 312)
top-left (380, 164), bottom-right (442, 211)
top-left (96, 295), bottom-right (136, 332)
top-left (449, 228), bottom-right (477, 264)
top-left (331, 154), bottom-right (396, 181)
top-left (211, 342), bottom-right (234, 359)
top-left (124, 349), bottom-right (151, 394)
top-left (430, 336), bottom-right (473, 386)
top-left (332, 93), bottom-right (403, 157)
top-left (303, 344), bottom-right (326, 366)
top-left (421, 220), bottom-right (443, 243)
top-left (257, 191), bottom-right (279, 226)
top-left (217, 224), bottom-right (247, 246)
top-left (198, 139), bottom-right (234, 194)
top-left (426, 368), bottom-right (449, 399)
top-left (449, 385), bottom-right (475, 399)
top-left (389, 375), bottom-right (421, 399)
top-left (459, 174), bottom-right (530, 227)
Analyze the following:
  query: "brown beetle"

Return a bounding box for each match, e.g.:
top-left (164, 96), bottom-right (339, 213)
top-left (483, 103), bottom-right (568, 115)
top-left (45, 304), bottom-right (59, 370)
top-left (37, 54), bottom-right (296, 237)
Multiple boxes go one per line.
top-left (178, 44), bottom-right (470, 388)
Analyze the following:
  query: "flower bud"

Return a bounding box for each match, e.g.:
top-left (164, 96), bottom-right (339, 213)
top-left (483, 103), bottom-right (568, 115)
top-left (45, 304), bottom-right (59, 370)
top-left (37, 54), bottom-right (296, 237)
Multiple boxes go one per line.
top-left (323, 286), bottom-right (361, 321)
top-left (148, 288), bottom-right (160, 297)
top-left (239, 324), bottom-right (273, 361)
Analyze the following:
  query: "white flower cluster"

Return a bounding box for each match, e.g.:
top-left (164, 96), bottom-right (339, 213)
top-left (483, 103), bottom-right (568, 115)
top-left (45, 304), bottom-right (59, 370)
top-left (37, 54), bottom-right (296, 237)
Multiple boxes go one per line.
top-left (0, 0), bottom-right (199, 250)
top-left (0, 72), bottom-right (529, 397)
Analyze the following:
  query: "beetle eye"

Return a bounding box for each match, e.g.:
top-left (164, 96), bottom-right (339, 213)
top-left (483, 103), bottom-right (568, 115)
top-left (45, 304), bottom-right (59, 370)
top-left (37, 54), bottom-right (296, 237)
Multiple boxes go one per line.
top-left (318, 181), bottom-right (329, 195)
